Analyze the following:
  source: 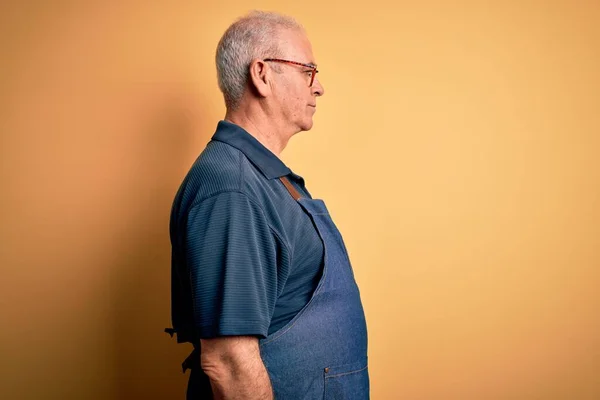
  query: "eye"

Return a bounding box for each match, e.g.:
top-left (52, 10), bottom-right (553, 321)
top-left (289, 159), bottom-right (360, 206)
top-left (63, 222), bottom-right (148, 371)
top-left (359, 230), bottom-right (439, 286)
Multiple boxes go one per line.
top-left (305, 70), bottom-right (314, 77)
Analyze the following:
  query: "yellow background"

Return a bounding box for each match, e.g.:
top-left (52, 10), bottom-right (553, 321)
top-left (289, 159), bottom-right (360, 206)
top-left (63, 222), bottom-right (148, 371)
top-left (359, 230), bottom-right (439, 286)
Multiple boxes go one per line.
top-left (1, 1), bottom-right (599, 399)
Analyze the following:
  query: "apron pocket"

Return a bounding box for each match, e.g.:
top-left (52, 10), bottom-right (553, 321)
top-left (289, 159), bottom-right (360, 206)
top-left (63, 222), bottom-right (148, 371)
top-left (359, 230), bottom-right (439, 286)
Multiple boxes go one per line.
top-left (323, 357), bottom-right (369, 400)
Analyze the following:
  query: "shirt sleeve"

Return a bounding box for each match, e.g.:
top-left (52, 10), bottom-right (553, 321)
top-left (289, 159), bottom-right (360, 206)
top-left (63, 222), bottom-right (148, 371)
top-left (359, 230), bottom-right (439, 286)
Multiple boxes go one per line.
top-left (184, 191), bottom-right (286, 338)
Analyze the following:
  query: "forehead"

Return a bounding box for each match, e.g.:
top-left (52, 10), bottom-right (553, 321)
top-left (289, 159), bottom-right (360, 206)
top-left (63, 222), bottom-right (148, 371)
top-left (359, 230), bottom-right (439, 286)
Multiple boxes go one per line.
top-left (277, 28), bottom-right (315, 64)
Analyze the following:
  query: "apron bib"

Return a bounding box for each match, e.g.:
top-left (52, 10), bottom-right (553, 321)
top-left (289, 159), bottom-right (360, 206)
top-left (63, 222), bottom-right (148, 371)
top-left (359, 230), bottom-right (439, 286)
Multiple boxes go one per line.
top-left (256, 177), bottom-right (369, 399)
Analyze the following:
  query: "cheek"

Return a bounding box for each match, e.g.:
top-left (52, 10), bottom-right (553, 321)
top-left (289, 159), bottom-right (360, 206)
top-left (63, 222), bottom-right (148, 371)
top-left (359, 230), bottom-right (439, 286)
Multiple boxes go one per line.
top-left (277, 79), bottom-right (310, 118)
top-left (283, 90), bottom-right (303, 114)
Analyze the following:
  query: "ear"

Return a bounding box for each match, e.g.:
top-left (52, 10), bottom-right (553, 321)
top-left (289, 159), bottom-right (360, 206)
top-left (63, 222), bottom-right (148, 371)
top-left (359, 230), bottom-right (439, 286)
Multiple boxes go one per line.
top-left (248, 59), bottom-right (271, 98)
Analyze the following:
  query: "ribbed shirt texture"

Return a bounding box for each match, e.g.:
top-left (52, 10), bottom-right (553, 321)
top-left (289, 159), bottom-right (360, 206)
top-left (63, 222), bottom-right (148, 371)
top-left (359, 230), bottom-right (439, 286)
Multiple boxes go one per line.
top-left (170, 120), bottom-right (324, 340)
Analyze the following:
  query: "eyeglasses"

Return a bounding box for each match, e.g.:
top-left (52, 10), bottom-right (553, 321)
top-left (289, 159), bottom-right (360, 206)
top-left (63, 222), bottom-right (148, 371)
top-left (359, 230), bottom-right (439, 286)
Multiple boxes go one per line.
top-left (264, 58), bottom-right (319, 87)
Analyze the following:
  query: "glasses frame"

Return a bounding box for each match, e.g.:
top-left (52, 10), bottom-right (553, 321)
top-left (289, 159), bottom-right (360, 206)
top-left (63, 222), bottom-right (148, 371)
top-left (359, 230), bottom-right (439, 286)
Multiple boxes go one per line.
top-left (264, 58), bottom-right (319, 87)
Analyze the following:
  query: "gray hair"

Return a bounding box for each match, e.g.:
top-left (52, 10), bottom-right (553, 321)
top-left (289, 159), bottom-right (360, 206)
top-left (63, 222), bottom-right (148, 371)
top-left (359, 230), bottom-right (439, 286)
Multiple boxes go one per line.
top-left (216, 11), bottom-right (304, 110)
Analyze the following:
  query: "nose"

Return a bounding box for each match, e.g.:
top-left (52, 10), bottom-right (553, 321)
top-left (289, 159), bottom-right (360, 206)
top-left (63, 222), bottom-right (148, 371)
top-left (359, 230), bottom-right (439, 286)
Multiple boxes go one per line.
top-left (312, 77), bottom-right (325, 96)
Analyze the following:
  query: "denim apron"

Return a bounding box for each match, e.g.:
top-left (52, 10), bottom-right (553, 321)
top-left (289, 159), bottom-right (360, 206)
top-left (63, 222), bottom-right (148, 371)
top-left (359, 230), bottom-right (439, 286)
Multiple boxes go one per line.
top-left (176, 177), bottom-right (369, 399)
top-left (255, 177), bottom-right (369, 399)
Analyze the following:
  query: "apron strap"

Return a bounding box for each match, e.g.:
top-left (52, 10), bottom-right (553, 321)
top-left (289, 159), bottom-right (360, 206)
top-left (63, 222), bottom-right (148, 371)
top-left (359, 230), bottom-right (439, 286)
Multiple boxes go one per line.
top-left (279, 177), bottom-right (302, 201)
top-left (164, 327), bottom-right (176, 338)
top-left (182, 347), bottom-right (200, 373)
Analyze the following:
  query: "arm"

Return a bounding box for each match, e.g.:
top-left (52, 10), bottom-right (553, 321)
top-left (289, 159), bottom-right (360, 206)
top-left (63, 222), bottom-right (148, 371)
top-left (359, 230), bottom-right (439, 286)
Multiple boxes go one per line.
top-left (200, 336), bottom-right (273, 400)
top-left (184, 192), bottom-right (288, 398)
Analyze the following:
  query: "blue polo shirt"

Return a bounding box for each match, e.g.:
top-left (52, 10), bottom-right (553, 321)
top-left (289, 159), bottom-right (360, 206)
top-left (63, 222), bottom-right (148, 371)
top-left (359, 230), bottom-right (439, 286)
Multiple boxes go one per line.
top-left (170, 120), bottom-right (324, 341)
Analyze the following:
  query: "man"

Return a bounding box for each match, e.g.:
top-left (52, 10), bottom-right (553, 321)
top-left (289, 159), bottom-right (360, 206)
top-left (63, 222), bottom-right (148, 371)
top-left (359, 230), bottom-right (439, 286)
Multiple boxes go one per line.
top-left (167, 11), bottom-right (369, 399)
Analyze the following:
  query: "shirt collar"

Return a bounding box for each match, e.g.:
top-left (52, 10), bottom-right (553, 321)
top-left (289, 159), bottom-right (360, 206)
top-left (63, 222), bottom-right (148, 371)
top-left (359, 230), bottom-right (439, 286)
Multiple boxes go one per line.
top-left (211, 120), bottom-right (292, 180)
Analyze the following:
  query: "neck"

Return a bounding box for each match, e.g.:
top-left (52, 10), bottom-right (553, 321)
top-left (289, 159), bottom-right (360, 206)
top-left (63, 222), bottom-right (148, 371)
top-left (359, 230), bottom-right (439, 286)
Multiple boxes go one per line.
top-left (224, 102), bottom-right (292, 157)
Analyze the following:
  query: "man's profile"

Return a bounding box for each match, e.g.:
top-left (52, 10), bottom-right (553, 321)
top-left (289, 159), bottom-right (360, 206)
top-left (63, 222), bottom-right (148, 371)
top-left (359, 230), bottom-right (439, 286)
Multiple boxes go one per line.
top-left (167, 11), bottom-right (369, 399)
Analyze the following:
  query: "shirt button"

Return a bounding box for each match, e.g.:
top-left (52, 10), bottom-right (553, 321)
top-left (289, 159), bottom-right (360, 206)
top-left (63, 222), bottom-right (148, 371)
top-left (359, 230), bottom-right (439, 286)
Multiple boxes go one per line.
top-left (324, 367), bottom-right (330, 373)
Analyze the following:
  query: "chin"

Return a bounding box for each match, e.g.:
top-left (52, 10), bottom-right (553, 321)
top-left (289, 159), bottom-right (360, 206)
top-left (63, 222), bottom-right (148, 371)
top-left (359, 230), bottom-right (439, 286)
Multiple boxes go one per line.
top-left (299, 118), bottom-right (314, 132)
